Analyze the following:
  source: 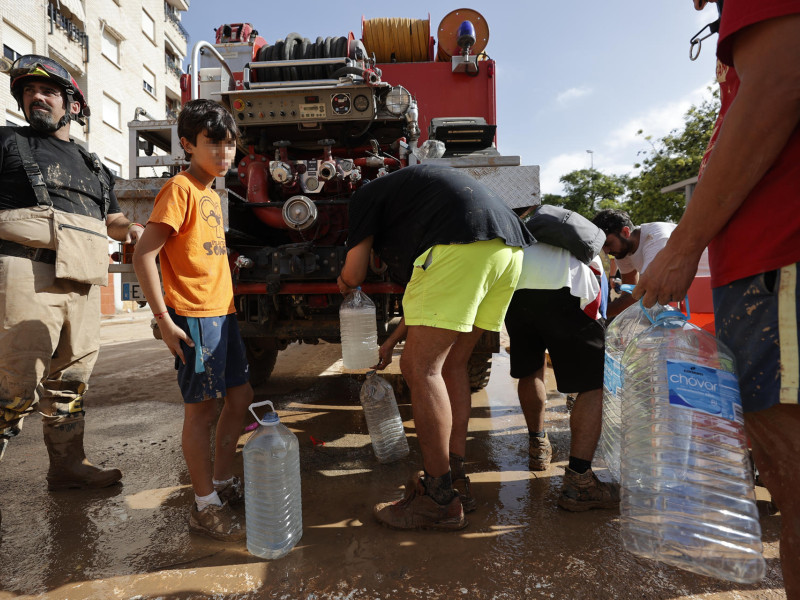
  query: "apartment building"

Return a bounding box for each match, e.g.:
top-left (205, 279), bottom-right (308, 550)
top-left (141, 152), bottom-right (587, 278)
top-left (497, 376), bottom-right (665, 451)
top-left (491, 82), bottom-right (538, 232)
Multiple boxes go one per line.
top-left (1, 0), bottom-right (190, 313)
top-left (2, 0), bottom-right (189, 177)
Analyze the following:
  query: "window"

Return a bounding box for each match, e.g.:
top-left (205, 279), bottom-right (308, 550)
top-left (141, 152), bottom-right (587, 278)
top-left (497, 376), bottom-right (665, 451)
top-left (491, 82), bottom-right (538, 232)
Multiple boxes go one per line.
top-left (101, 27), bottom-right (120, 64)
top-left (103, 157), bottom-right (122, 177)
top-left (102, 93), bottom-right (121, 130)
top-left (143, 65), bottom-right (155, 96)
top-left (142, 9), bottom-right (155, 42)
top-left (2, 23), bottom-right (34, 62)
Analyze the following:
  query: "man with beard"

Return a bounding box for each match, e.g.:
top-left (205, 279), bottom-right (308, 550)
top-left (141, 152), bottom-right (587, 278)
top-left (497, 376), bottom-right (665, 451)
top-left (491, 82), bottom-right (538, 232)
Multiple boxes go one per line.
top-left (592, 209), bottom-right (709, 317)
top-left (0, 55), bottom-right (143, 528)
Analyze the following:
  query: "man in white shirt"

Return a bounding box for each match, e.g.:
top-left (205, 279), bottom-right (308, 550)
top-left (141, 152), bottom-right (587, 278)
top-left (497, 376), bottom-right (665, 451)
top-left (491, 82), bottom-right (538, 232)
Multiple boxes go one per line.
top-left (592, 209), bottom-right (710, 317)
top-left (505, 242), bottom-right (619, 512)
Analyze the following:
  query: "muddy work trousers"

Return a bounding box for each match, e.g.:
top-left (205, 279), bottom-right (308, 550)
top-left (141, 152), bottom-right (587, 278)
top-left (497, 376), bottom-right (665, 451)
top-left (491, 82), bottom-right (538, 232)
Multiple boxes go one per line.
top-left (0, 254), bottom-right (100, 461)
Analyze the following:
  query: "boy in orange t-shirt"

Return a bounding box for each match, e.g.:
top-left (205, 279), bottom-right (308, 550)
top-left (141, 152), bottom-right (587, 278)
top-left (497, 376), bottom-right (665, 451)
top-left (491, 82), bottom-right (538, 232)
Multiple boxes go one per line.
top-left (133, 99), bottom-right (252, 542)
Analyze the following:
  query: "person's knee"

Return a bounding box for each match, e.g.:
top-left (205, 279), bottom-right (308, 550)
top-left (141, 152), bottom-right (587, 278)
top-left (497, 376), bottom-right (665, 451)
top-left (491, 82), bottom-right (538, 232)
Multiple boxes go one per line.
top-left (226, 383), bottom-right (253, 413)
top-left (185, 400), bottom-right (217, 428)
top-left (575, 388), bottom-right (602, 405)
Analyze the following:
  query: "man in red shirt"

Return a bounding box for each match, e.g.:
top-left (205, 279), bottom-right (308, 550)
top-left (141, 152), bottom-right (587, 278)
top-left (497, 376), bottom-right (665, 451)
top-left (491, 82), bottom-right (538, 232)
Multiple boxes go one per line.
top-left (634, 2), bottom-right (800, 595)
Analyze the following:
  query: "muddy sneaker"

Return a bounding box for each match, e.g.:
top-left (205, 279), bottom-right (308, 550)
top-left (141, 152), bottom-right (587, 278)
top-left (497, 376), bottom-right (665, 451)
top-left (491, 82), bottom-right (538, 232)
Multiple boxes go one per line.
top-left (557, 467), bottom-right (620, 512)
top-left (374, 474), bottom-right (467, 531)
top-left (214, 476), bottom-right (244, 507)
top-left (189, 502), bottom-right (246, 541)
top-left (452, 475), bottom-right (477, 513)
top-left (529, 434), bottom-right (552, 471)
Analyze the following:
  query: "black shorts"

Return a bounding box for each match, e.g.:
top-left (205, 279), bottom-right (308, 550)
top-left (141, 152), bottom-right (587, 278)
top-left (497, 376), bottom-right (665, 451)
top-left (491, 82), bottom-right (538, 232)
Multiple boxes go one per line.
top-left (504, 287), bottom-right (604, 392)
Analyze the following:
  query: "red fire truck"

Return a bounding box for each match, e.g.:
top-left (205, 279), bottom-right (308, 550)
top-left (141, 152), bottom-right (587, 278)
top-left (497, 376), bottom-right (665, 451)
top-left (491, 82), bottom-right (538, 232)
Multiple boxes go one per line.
top-left (115, 9), bottom-right (540, 388)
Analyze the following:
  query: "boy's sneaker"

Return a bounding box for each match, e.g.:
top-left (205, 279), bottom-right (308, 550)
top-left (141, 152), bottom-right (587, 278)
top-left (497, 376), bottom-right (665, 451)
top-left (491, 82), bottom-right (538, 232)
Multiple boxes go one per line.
top-left (214, 476), bottom-right (244, 507)
top-left (189, 502), bottom-right (246, 541)
top-left (452, 475), bottom-right (477, 513)
top-left (374, 473), bottom-right (467, 531)
top-left (529, 434), bottom-right (552, 471)
top-left (557, 467), bottom-right (620, 512)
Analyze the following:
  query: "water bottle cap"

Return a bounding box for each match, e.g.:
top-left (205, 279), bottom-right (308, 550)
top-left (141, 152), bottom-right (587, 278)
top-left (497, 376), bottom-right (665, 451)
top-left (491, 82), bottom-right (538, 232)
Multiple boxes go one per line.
top-left (654, 310), bottom-right (689, 323)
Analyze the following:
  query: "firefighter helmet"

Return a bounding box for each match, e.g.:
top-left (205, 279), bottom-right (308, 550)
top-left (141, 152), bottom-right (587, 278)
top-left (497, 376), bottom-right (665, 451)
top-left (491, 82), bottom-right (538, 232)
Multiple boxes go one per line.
top-left (9, 54), bottom-right (90, 122)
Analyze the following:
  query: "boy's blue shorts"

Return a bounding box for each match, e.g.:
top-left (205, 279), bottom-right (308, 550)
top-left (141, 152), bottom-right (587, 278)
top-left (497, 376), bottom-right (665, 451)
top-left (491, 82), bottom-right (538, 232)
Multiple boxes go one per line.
top-left (168, 309), bottom-right (250, 404)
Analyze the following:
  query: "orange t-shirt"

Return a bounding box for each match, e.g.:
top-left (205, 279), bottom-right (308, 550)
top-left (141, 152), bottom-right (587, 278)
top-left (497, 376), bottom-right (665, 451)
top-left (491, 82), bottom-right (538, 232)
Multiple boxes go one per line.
top-left (148, 172), bottom-right (235, 317)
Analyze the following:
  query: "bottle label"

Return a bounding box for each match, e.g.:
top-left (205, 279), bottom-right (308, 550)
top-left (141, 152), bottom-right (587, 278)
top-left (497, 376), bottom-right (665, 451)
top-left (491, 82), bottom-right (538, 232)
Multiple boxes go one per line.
top-left (604, 353), bottom-right (622, 396)
top-left (666, 360), bottom-right (742, 421)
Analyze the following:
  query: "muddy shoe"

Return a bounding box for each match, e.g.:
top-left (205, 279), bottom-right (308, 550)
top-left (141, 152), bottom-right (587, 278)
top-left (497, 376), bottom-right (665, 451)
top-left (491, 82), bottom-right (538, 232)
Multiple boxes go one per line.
top-left (214, 476), bottom-right (244, 507)
top-left (374, 474), bottom-right (467, 531)
top-left (557, 467), bottom-right (620, 512)
top-left (189, 502), bottom-right (246, 542)
top-left (452, 475), bottom-right (477, 513)
top-left (529, 434), bottom-right (552, 471)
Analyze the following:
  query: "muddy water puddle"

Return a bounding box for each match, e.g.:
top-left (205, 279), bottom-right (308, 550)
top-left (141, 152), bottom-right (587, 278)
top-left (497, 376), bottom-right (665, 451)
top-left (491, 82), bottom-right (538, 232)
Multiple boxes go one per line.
top-left (0, 329), bottom-right (786, 599)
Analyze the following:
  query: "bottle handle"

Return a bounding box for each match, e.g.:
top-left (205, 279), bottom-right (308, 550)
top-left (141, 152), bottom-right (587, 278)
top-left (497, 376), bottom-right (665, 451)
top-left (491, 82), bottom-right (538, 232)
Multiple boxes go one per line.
top-left (619, 284), bottom-right (691, 324)
top-left (248, 400), bottom-right (277, 426)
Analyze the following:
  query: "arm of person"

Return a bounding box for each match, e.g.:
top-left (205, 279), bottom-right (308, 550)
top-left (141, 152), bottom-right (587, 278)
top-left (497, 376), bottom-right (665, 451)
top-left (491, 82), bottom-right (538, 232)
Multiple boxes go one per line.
top-left (634, 13), bottom-right (800, 307)
top-left (373, 317), bottom-right (408, 370)
top-left (106, 212), bottom-right (145, 244)
top-left (132, 222), bottom-right (193, 363)
top-left (606, 270), bottom-right (638, 317)
top-left (337, 236), bottom-right (374, 294)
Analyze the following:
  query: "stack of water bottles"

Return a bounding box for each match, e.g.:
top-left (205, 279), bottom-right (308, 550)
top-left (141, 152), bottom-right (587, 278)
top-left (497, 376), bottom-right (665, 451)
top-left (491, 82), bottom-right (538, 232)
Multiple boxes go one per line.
top-left (360, 370), bottom-right (409, 463)
top-left (340, 288), bottom-right (379, 370)
top-left (243, 400), bottom-right (302, 559)
top-left (613, 297), bottom-right (765, 583)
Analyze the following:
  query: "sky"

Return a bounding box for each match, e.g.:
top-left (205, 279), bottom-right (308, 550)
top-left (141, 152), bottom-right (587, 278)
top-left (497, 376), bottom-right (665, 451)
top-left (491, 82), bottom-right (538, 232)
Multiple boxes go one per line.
top-left (181, 1), bottom-right (721, 195)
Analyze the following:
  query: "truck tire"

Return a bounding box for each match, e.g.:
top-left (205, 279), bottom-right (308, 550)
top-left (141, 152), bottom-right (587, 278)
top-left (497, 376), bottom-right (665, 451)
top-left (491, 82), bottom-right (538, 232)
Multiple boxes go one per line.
top-left (469, 352), bottom-right (492, 392)
top-left (245, 338), bottom-right (279, 387)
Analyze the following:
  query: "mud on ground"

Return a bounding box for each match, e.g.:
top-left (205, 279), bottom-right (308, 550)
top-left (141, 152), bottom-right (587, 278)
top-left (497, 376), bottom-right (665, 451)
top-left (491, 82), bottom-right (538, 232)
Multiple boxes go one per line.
top-left (0, 311), bottom-right (786, 599)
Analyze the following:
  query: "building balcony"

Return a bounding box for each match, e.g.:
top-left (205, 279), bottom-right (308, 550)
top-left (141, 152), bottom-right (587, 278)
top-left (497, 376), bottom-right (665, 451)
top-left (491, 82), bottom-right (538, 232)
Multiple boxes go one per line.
top-left (165, 0), bottom-right (190, 11)
top-left (46, 2), bottom-right (89, 65)
top-left (164, 2), bottom-right (189, 44)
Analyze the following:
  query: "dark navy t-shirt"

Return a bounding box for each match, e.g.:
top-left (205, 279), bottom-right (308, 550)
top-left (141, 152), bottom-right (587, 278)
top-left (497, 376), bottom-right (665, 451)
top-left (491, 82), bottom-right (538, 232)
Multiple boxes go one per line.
top-left (0, 126), bottom-right (120, 220)
top-left (347, 164), bottom-right (534, 284)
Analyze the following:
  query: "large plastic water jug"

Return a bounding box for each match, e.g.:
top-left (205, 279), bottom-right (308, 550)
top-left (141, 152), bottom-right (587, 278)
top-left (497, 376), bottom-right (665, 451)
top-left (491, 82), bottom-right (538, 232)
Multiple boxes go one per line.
top-left (340, 288), bottom-right (378, 369)
top-left (360, 370), bottom-right (409, 463)
top-left (619, 306), bottom-right (765, 583)
top-left (600, 286), bottom-right (667, 482)
top-left (243, 400), bottom-right (302, 559)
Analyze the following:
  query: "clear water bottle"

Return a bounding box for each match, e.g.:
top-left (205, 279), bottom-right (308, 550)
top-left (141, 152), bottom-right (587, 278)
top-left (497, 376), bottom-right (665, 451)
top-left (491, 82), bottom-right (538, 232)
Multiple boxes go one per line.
top-left (360, 370), bottom-right (409, 463)
top-left (600, 288), bottom-right (668, 482)
top-left (243, 400), bottom-right (302, 559)
top-left (340, 288), bottom-right (378, 369)
top-left (619, 307), bottom-right (765, 583)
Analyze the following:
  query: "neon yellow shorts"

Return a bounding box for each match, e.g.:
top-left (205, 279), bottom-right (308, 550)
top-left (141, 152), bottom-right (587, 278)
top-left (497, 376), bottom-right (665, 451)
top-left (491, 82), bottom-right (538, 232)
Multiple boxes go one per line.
top-left (402, 238), bottom-right (523, 333)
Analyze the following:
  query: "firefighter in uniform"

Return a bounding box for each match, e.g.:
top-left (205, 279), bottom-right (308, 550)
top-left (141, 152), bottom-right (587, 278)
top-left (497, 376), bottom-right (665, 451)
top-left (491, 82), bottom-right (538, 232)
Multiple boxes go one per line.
top-left (0, 55), bottom-right (144, 525)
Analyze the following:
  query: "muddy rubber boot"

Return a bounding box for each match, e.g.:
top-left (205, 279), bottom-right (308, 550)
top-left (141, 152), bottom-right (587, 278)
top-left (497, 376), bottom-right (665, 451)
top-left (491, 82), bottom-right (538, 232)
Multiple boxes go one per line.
top-left (43, 420), bottom-right (122, 491)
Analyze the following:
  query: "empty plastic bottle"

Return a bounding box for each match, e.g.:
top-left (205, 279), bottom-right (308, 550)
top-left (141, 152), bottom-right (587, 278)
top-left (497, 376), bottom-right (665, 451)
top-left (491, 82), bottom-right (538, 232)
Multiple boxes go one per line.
top-left (340, 287), bottom-right (379, 369)
top-left (243, 400), bottom-right (302, 559)
top-left (619, 306), bottom-right (765, 583)
top-left (600, 286), bottom-right (668, 482)
top-left (360, 370), bottom-right (409, 463)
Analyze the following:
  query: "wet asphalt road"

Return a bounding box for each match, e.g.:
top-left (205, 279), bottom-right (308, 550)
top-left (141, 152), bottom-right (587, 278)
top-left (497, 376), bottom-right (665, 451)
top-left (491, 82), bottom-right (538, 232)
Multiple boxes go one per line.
top-left (0, 311), bottom-right (786, 599)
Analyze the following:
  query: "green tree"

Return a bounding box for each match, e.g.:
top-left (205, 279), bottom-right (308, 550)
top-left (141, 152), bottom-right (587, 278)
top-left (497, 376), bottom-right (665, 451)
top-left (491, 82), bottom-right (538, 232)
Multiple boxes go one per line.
top-left (543, 169), bottom-right (628, 219)
top-left (626, 88), bottom-right (720, 223)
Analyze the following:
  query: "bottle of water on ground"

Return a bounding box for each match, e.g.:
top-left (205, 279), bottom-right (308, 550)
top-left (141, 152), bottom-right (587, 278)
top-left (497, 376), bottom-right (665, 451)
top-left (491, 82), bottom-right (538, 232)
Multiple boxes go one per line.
top-left (600, 293), bottom-right (667, 482)
top-left (360, 370), bottom-right (409, 463)
top-left (243, 400), bottom-right (302, 559)
top-left (619, 308), bottom-right (765, 583)
top-left (340, 288), bottom-right (378, 370)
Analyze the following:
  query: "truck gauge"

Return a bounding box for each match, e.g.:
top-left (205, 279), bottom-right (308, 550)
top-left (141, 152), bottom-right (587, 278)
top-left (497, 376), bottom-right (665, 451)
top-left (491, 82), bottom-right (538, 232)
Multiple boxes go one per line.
top-left (353, 95), bottom-right (370, 112)
top-left (331, 93), bottom-right (351, 115)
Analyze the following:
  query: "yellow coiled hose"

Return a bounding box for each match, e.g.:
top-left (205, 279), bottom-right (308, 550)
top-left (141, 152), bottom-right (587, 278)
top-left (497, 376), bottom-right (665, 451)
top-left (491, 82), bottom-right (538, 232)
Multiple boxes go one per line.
top-left (362, 17), bottom-right (429, 63)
